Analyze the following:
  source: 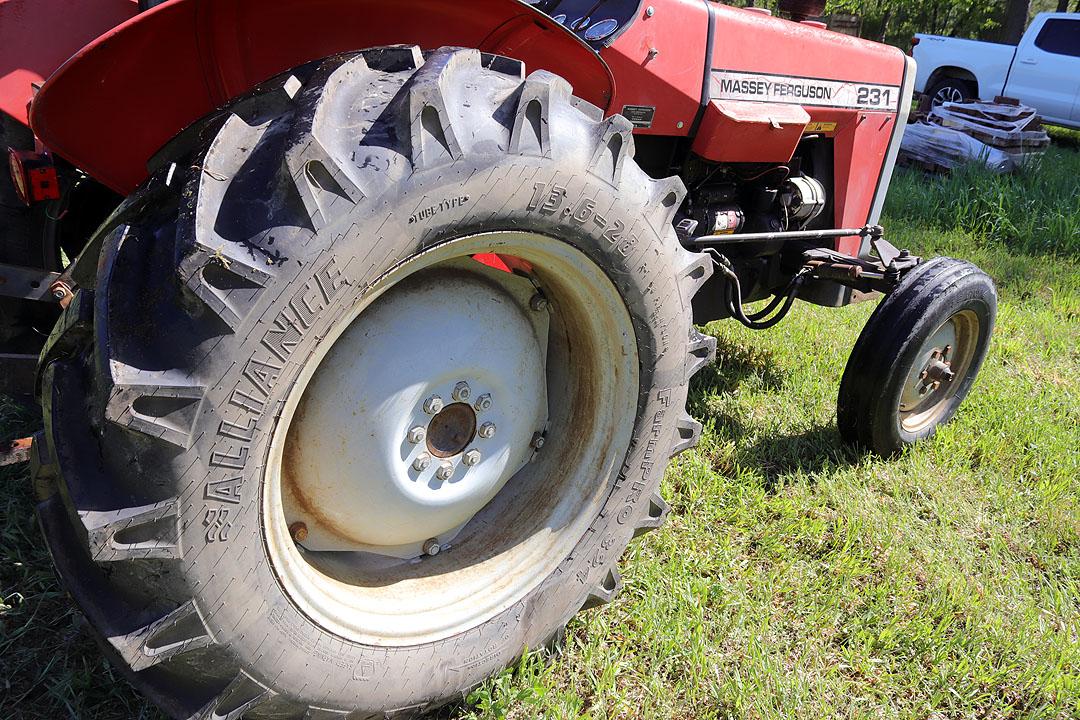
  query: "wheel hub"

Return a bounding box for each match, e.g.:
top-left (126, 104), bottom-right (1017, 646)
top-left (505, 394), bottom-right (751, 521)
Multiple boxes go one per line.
top-left (426, 402), bottom-right (477, 458)
top-left (280, 261), bottom-right (549, 558)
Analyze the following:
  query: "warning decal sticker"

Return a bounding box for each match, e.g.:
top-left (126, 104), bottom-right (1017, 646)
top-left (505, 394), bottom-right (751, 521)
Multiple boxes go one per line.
top-left (712, 70), bottom-right (901, 111)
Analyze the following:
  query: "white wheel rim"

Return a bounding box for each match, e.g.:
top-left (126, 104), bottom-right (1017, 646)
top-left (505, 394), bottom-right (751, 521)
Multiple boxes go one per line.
top-left (263, 232), bottom-right (638, 645)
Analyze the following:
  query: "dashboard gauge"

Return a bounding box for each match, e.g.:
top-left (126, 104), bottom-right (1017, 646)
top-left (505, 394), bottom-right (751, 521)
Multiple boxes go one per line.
top-left (570, 16), bottom-right (591, 30)
top-left (552, 13), bottom-right (567, 25)
top-left (583, 18), bottom-right (620, 41)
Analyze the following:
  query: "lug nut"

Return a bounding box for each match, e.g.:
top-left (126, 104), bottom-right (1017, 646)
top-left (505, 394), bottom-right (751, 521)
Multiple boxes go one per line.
top-left (436, 462), bottom-right (454, 480)
top-left (478, 422), bottom-right (496, 439)
top-left (529, 293), bottom-right (549, 312)
top-left (463, 449), bottom-right (481, 466)
top-left (407, 426), bottom-right (426, 444)
top-left (289, 522), bottom-right (309, 542)
top-left (452, 381), bottom-right (471, 402)
top-left (423, 538), bottom-right (441, 556)
top-left (413, 453), bottom-right (431, 471)
top-left (49, 280), bottom-right (71, 302)
top-left (474, 393), bottom-right (492, 412)
top-left (531, 432), bottom-right (546, 450)
top-left (423, 395), bottom-right (444, 415)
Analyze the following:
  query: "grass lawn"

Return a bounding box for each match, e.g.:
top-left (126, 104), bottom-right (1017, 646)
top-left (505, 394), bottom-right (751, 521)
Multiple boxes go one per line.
top-left (2, 141), bottom-right (1078, 718)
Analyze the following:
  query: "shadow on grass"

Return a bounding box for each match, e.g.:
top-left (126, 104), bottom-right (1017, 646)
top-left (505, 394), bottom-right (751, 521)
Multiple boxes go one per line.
top-left (687, 338), bottom-right (785, 418)
top-left (688, 336), bottom-right (864, 489)
top-left (737, 424), bottom-right (861, 490)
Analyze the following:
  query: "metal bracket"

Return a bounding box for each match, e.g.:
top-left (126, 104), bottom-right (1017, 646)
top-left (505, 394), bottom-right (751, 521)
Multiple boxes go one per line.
top-left (801, 226), bottom-right (921, 295)
top-left (0, 262), bottom-right (63, 302)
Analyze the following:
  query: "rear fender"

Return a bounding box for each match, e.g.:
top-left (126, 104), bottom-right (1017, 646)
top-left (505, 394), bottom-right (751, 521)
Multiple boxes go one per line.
top-left (28, 0), bottom-right (614, 194)
top-left (0, 0), bottom-right (139, 125)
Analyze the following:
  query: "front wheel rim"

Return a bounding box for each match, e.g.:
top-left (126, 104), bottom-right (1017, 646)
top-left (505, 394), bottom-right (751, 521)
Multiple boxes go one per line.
top-left (263, 231), bottom-right (639, 645)
top-left (898, 309), bottom-right (980, 433)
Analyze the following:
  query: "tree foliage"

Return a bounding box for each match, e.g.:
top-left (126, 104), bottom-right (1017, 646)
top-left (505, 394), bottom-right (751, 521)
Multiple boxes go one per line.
top-left (729, 0), bottom-right (1074, 48)
top-left (825, 0), bottom-right (1007, 45)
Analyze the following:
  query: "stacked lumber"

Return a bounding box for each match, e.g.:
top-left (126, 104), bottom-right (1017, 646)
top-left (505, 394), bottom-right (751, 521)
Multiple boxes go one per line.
top-left (899, 97), bottom-right (1049, 173)
top-left (932, 98), bottom-right (1050, 159)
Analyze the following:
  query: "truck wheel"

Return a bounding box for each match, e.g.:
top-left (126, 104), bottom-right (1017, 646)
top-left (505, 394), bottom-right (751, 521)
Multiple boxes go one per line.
top-left (927, 77), bottom-right (975, 106)
top-left (837, 258), bottom-right (995, 455)
top-left (32, 47), bottom-right (716, 718)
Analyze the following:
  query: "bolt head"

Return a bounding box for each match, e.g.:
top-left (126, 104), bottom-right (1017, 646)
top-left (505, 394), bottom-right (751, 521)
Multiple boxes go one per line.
top-left (407, 426), bottom-right (426, 444)
top-left (463, 449), bottom-right (481, 466)
top-left (52, 288), bottom-right (67, 300)
top-left (436, 462), bottom-right (454, 481)
top-left (529, 293), bottom-right (549, 312)
top-left (422, 538), bottom-right (441, 556)
top-left (412, 453), bottom-right (431, 471)
top-left (423, 395), bottom-right (444, 415)
top-left (289, 522), bottom-right (309, 542)
top-left (531, 432), bottom-right (546, 450)
top-left (645, 5), bottom-right (655, 16)
top-left (474, 393), bottom-right (492, 412)
top-left (478, 422), bottom-right (496, 439)
top-left (452, 381), bottom-right (471, 402)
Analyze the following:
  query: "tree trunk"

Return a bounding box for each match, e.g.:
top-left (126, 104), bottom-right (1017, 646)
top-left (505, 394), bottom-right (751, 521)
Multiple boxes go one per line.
top-left (1057, 0), bottom-right (1069, 13)
top-left (879, 8), bottom-right (892, 43)
top-left (1002, 0), bottom-right (1031, 45)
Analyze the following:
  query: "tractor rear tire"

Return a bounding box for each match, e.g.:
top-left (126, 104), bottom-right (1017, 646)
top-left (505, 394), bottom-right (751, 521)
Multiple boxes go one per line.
top-left (837, 257), bottom-right (996, 455)
top-left (32, 47), bottom-right (716, 718)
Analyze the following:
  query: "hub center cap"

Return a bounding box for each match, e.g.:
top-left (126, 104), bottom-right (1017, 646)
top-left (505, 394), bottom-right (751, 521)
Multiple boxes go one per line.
top-left (427, 403), bottom-right (477, 458)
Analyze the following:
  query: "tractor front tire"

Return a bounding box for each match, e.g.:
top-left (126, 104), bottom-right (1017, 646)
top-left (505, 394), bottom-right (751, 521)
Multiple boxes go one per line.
top-left (837, 257), bottom-right (996, 455)
top-left (33, 47), bottom-right (716, 718)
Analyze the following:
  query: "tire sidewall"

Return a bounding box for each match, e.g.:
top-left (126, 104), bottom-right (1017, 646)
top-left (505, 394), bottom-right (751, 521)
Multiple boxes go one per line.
top-left (175, 154), bottom-right (690, 710)
top-left (870, 274), bottom-right (995, 451)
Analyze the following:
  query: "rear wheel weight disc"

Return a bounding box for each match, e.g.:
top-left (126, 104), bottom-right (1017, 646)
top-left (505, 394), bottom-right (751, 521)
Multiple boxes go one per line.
top-left (265, 232), bottom-right (638, 645)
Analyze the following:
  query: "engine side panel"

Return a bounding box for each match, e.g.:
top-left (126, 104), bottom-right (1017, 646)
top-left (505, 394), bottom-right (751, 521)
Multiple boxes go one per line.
top-left (28, 0), bottom-right (614, 194)
top-left (706, 6), bottom-right (910, 255)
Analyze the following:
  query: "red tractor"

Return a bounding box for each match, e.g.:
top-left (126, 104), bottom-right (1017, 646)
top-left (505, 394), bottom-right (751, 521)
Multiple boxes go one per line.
top-left (1, 0), bottom-right (996, 717)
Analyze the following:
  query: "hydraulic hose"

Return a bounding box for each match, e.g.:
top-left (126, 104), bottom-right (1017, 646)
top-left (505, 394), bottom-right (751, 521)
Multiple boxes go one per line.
top-left (704, 249), bottom-right (808, 330)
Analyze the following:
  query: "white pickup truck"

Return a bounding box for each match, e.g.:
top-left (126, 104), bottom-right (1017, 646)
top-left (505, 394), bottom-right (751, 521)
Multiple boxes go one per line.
top-left (913, 12), bottom-right (1080, 129)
